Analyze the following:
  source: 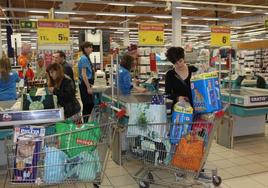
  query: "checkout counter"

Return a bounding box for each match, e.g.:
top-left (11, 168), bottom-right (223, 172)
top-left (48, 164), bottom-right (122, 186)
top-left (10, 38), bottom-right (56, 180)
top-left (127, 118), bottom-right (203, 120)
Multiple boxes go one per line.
top-left (218, 87), bottom-right (268, 148)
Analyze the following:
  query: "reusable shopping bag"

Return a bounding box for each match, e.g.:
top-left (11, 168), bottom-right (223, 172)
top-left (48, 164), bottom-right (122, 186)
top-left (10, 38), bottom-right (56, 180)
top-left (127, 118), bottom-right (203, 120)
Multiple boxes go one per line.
top-left (44, 147), bottom-right (68, 183)
top-left (171, 137), bottom-right (204, 172)
top-left (127, 103), bottom-right (167, 142)
top-left (55, 121), bottom-right (101, 157)
top-left (65, 150), bottom-right (101, 181)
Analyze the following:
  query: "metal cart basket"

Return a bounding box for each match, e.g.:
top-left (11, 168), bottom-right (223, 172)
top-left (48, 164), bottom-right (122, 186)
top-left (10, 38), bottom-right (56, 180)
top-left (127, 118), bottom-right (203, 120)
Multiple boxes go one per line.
top-left (120, 109), bottom-right (226, 188)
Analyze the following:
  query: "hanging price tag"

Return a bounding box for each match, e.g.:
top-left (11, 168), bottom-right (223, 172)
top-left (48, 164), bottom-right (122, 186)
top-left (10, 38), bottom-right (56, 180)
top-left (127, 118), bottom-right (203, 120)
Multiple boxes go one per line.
top-left (139, 23), bottom-right (164, 46)
top-left (210, 26), bottom-right (231, 47)
top-left (37, 19), bottom-right (70, 45)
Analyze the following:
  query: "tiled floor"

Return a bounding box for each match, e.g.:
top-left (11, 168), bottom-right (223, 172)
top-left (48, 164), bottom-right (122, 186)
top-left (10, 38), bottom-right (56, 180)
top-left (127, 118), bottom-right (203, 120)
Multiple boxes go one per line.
top-left (1, 125), bottom-right (268, 188)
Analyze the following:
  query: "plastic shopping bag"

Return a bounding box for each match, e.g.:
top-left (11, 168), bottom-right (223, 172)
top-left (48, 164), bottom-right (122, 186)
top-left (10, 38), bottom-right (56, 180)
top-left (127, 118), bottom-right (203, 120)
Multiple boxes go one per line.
top-left (172, 137), bottom-right (204, 172)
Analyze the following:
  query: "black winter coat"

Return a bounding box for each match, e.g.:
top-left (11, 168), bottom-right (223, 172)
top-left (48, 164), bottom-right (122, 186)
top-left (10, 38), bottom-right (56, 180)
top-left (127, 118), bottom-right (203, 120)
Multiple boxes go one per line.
top-left (53, 75), bottom-right (81, 118)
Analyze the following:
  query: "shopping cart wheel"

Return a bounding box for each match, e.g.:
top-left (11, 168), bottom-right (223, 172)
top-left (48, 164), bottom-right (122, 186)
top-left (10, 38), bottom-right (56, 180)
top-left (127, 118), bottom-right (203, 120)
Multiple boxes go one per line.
top-left (139, 180), bottom-right (150, 188)
top-left (147, 172), bottom-right (154, 183)
top-left (93, 183), bottom-right (100, 188)
top-left (212, 175), bottom-right (222, 187)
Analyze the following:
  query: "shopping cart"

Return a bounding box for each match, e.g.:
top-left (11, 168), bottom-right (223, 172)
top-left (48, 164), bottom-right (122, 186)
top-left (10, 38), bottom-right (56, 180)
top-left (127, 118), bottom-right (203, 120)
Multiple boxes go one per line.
top-left (119, 108), bottom-right (226, 188)
top-left (3, 104), bottom-right (114, 188)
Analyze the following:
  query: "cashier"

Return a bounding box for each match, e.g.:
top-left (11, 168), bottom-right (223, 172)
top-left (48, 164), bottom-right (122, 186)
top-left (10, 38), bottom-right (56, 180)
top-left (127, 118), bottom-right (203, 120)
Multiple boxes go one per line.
top-left (118, 54), bottom-right (147, 95)
top-left (0, 58), bottom-right (20, 101)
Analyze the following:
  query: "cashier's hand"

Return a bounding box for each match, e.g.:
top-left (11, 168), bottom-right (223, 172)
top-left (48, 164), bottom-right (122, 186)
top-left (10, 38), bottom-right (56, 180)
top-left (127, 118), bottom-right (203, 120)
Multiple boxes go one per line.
top-left (87, 87), bottom-right (93, 95)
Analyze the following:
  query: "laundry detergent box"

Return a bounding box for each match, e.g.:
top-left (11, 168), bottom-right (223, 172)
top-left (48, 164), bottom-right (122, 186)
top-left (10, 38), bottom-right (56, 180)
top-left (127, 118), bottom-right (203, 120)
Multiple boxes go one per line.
top-left (13, 134), bottom-right (42, 183)
top-left (170, 102), bottom-right (193, 144)
top-left (191, 72), bottom-right (222, 113)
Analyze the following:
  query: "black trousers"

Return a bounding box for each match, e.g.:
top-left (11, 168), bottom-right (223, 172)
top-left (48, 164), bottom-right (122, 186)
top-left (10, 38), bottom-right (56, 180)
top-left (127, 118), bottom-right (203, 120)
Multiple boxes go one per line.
top-left (79, 80), bottom-right (94, 123)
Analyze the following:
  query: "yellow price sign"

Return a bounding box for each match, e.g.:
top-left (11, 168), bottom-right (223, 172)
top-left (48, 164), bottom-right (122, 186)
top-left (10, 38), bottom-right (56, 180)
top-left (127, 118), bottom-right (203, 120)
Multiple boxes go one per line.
top-left (139, 23), bottom-right (164, 46)
top-left (210, 26), bottom-right (231, 47)
top-left (37, 19), bottom-right (70, 45)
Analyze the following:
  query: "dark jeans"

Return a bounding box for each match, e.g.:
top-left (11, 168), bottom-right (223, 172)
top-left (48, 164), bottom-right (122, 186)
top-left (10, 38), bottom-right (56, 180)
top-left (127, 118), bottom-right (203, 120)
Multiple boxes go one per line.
top-left (79, 80), bottom-right (94, 123)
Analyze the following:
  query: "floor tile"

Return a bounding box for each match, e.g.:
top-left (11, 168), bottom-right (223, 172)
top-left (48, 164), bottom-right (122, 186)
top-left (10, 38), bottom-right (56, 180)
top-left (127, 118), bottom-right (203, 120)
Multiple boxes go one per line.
top-left (224, 177), bottom-right (267, 188)
top-left (224, 166), bottom-right (251, 177)
top-left (245, 154), bottom-right (268, 163)
top-left (207, 153), bottom-right (224, 161)
top-left (249, 172), bottom-right (268, 186)
top-left (105, 166), bottom-right (129, 178)
top-left (242, 163), bottom-right (267, 174)
top-left (229, 157), bottom-right (253, 166)
top-left (212, 159), bottom-right (236, 169)
top-left (217, 169), bottom-right (235, 180)
top-left (109, 174), bottom-right (136, 187)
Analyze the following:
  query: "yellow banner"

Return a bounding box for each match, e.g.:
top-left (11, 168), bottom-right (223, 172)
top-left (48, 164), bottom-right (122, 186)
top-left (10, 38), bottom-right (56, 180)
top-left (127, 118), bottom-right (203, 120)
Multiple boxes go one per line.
top-left (210, 26), bottom-right (231, 47)
top-left (37, 19), bottom-right (70, 45)
top-left (138, 23), bottom-right (164, 46)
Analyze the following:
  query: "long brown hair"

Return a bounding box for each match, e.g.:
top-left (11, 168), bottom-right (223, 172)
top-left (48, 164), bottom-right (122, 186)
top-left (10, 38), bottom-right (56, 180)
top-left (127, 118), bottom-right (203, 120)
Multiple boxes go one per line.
top-left (46, 63), bottom-right (64, 88)
top-left (0, 58), bottom-right (11, 82)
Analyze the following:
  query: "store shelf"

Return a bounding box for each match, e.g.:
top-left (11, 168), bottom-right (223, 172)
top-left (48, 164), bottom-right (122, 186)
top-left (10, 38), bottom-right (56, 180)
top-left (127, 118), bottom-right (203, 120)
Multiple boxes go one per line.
top-left (0, 108), bottom-right (64, 127)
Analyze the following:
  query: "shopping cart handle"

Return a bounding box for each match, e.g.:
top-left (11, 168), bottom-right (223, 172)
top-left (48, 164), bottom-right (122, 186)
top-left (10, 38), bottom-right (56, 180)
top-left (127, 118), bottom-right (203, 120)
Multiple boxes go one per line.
top-left (215, 110), bottom-right (225, 118)
top-left (99, 102), bottom-right (108, 108)
top-left (116, 108), bottom-right (126, 119)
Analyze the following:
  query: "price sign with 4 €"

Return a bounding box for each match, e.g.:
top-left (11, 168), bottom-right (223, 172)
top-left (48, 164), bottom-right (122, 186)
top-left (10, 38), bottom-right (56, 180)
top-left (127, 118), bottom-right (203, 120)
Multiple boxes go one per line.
top-left (210, 26), bottom-right (231, 47)
top-left (38, 19), bottom-right (70, 45)
top-left (139, 23), bottom-right (164, 46)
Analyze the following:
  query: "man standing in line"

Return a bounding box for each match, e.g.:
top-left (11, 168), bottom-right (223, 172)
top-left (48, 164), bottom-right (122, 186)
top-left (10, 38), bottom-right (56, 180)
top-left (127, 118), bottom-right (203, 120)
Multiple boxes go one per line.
top-left (53, 50), bottom-right (75, 86)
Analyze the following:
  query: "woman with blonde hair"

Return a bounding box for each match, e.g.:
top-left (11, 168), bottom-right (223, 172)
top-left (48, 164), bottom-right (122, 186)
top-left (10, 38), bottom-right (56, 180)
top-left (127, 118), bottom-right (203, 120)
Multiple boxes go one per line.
top-left (46, 63), bottom-right (80, 120)
top-left (0, 58), bottom-right (20, 101)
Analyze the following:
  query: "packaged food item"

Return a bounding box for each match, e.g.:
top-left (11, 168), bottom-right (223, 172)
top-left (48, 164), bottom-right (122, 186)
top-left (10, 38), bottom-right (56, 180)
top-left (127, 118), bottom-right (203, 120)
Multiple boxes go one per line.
top-left (170, 102), bottom-right (193, 144)
top-left (191, 72), bottom-right (222, 113)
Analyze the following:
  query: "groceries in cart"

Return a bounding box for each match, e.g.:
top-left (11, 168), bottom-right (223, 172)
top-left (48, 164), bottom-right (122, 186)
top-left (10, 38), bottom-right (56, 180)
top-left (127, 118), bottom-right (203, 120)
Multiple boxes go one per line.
top-left (13, 126), bottom-right (45, 183)
top-left (10, 120), bottom-right (103, 184)
top-left (170, 101), bottom-right (193, 144)
top-left (127, 103), bottom-right (167, 142)
top-left (191, 71), bottom-right (222, 113)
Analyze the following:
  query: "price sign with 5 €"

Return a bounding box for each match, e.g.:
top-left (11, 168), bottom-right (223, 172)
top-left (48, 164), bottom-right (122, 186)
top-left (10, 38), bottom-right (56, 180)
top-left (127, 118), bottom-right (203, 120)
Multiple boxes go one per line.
top-left (139, 23), bottom-right (164, 46)
top-left (37, 19), bottom-right (70, 45)
top-left (210, 26), bottom-right (231, 47)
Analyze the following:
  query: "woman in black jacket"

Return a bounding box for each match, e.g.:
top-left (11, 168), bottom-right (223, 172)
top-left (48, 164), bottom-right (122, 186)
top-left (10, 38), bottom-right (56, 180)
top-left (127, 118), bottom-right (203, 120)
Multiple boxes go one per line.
top-left (165, 47), bottom-right (198, 109)
top-left (47, 63), bottom-right (81, 120)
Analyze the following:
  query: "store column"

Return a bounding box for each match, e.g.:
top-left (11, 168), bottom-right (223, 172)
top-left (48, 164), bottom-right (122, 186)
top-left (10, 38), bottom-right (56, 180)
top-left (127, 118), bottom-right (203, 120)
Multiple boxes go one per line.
top-left (123, 22), bottom-right (129, 47)
top-left (172, 2), bottom-right (182, 47)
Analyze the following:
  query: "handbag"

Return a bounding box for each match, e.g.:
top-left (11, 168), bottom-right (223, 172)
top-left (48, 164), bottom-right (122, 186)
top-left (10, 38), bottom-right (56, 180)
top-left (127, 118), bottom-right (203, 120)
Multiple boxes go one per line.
top-left (172, 136), bottom-right (204, 172)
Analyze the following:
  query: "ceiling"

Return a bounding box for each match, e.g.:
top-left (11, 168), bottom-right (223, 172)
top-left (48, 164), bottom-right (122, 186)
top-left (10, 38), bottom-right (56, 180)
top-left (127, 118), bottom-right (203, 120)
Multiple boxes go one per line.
top-left (0, 0), bottom-right (268, 49)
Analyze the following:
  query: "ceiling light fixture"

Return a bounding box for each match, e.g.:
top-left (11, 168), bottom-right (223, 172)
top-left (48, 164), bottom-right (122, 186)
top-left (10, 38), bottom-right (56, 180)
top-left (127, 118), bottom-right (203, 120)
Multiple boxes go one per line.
top-left (234, 10), bottom-right (252, 14)
top-left (108, 3), bottom-right (135, 7)
top-left (28, 10), bottom-right (49, 14)
top-left (86, 20), bottom-right (105, 23)
top-left (55, 11), bottom-right (76, 15)
top-left (153, 15), bottom-right (172, 19)
top-left (175, 6), bottom-right (199, 10)
top-left (96, 13), bottom-right (136, 17)
top-left (202, 18), bottom-right (220, 21)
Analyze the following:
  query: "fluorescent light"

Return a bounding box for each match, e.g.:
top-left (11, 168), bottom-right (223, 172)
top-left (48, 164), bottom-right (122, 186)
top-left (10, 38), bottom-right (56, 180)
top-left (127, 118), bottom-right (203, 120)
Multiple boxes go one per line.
top-left (108, 3), bottom-right (135, 6)
top-left (265, 13), bottom-right (268, 15)
top-left (55, 11), bottom-right (76, 15)
top-left (29, 18), bottom-right (37, 21)
top-left (70, 25), bottom-right (95, 29)
top-left (202, 18), bottom-right (220, 21)
top-left (235, 10), bottom-right (252, 14)
top-left (86, 20), bottom-right (105, 23)
top-left (182, 24), bottom-right (209, 28)
top-left (153, 15), bottom-right (172, 19)
top-left (29, 15), bottom-right (44, 19)
top-left (0, 17), bottom-right (7, 20)
top-left (181, 16), bottom-right (189, 19)
top-left (187, 30), bottom-right (210, 33)
top-left (96, 13), bottom-right (136, 17)
top-left (176, 6), bottom-right (199, 10)
top-left (28, 10), bottom-right (49, 14)
top-left (114, 31), bottom-right (124, 34)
